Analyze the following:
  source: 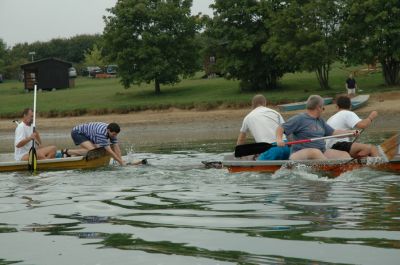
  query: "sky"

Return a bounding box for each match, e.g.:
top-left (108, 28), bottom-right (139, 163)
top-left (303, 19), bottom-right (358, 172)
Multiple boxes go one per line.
top-left (0, 0), bottom-right (214, 47)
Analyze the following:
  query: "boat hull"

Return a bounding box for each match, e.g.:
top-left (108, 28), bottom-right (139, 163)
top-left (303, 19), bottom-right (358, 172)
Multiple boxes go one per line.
top-left (351, 94), bottom-right (369, 110)
top-left (223, 155), bottom-right (400, 177)
top-left (0, 155), bottom-right (111, 173)
top-left (278, 97), bottom-right (333, 112)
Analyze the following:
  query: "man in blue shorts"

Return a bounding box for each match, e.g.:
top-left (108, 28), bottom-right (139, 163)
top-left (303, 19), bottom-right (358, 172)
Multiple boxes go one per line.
top-left (65, 122), bottom-right (125, 165)
top-left (237, 94), bottom-right (290, 160)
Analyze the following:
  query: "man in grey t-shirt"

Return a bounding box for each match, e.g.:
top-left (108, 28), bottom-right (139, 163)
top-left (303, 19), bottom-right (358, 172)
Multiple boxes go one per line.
top-left (276, 95), bottom-right (356, 160)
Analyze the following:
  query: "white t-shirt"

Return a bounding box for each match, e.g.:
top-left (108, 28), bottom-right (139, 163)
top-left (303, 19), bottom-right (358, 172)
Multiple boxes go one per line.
top-left (326, 110), bottom-right (361, 148)
top-left (14, 122), bottom-right (33, 161)
top-left (240, 106), bottom-right (286, 143)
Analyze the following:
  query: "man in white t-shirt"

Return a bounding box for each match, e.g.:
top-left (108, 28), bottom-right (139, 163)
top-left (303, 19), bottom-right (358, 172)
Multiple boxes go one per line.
top-left (237, 94), bottom-right (290, 160)
top-left (326, 96), bottom-right (379, 158)
top-left (14, 108), bottom-right (57, 161)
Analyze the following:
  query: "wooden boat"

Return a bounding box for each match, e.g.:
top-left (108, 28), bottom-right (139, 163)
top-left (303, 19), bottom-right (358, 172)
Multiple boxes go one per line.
top-left (351, 94), bottom-right (370, 110)
top-left (0, 148), bottom-right (111, 173)
top-left (278, 97), bottom-right (333, 112)
top-left (222, 154), bottom-right (400, 177)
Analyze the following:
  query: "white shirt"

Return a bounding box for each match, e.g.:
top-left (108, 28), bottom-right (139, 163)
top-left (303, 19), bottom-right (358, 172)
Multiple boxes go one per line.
top-left (326, 110), bottom-right (361, 148)
top-left (14, 122), bottom-right (33, 161)
top-left (240, 106), bottom-right (286, 143)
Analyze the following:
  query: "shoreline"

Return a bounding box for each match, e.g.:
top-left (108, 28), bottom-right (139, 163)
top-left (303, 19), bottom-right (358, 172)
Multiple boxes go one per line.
top-left (1, 92), bottom-right (399, 153)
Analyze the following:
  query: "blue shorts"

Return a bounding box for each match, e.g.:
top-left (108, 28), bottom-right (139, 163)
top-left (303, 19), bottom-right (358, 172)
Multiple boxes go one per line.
top-left (257, 146), bottom-right (291, 160)
top-left (71, 130), bottom-right (90, 146)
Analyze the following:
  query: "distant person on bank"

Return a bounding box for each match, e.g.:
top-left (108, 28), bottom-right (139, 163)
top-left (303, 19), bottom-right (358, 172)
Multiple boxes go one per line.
top-left (237, 94), bottom-right (290, 160)
top-left (14, 108), bottom-right (57, 161)
top-left (64, 122), bottom-right (125, 165)
top-left (345, 73), bottom-right (357, 97)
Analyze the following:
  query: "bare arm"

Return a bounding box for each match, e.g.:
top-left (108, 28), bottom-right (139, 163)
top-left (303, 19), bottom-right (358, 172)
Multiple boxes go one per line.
top-left (105, 145), bottom-right (125, 166)
top-left (355, 111), bottom-right (378, 129)
top-left (16, 132), bottom-right (40, 148)
top-left (236, 132), bottom-right (246, 145)
top-left (276, 126), bottom-right (285, 146)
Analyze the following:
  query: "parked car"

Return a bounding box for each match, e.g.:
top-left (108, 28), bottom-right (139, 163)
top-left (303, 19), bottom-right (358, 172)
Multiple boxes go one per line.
top-left (106, 64), bottom-right (118, 75)
top-left (69, 67), bottom-right (77, 78)
top-left (82, 66), bottom-right (103, 77)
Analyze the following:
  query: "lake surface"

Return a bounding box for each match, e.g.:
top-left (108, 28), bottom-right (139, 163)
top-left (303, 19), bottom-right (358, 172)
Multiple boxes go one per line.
top-left (1, 138), bottom-right (400, 265)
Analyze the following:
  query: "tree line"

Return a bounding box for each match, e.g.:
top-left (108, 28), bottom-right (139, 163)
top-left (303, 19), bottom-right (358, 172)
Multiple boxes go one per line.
top-left (1, 0), bottom-right (399, 93)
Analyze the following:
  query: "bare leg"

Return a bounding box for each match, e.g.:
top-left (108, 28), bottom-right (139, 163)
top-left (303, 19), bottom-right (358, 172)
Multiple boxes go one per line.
top-left (325, 149), bottom-right (351, 159)
top-left (67, 141), bottom-right (96, 156)
top-left (37, 145), bottom-right (57, 159)
top-left (290, 148), bottom-right (327, 160)
top-left (350, 143), bottom-right (379, 158)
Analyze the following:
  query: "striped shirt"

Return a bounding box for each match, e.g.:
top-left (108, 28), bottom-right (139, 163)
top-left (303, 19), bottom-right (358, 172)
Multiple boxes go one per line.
top-left (72, 122), bottom-right (118, 147)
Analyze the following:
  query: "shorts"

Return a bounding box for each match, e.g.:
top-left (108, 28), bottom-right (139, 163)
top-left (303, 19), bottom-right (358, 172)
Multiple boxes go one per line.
top-left (331, 141), bottom-right (353, 153)
top-left (347, 88), bottom-right (356, 95)
top-left (258, 146), bottom-right (291, 160)
top-left (71, 130), bottom-right (90, 146)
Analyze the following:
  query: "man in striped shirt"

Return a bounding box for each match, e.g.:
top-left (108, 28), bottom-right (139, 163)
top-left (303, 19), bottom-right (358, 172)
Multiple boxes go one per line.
top-left (65, 122), bottom-right (125, 165)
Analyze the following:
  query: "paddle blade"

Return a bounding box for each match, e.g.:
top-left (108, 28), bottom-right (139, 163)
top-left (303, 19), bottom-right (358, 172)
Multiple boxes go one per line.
top-left (28, 147), bottom-right (37, 172)
top-left (234, 142), bottom-right (273, 157)
top-left (379, 133), bottom-right (399, 161)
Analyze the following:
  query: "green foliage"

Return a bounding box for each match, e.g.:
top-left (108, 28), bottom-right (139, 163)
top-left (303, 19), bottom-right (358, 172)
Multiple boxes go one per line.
top-left (83, 44), bottom-right (105, 67)
top-left (206, 0), bottom-right (291, 91)
top-left (267, 0), bottom-right (343, 90)
top-left (0, 39), bottom-right (7, 74)
top-left (103, 0), bottom-right (201, 93)
top-left (341, 0), bottom-right (400, 86)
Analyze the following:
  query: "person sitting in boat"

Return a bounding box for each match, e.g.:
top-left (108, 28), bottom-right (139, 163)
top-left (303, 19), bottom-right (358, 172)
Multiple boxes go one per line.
top-left (276, 95), bottom-right (357, 160)
top-left (326, 95), bottom-right (379, 158)
top-left (237, 94), bottom-right (290, 160)
top-left (64, 122), bottom-right (125, 166)
top-left (14, 108), bottom-right (57, 161)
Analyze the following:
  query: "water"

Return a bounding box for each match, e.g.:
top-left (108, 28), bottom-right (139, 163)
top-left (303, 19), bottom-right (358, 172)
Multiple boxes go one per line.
top-left (1, 140), bottom-right (400, 265)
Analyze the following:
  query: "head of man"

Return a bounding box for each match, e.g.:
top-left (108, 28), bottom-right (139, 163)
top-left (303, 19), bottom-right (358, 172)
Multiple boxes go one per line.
top-left (251, 94), bottom-right (267, 109)
top-left (107, 123), bottom-right (120, 138)
top-left (306, 95), bottom-right (325, 116)
top-left (22, 108), bottom-right (33, 126)
top-left (336, 95), bottom-right (351, 110)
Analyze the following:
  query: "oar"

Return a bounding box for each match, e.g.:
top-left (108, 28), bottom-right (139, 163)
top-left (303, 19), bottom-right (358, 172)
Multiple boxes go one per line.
top-left (378, 133), bottom-right (399, 162)
top-left (28, 83), bottom-right (38, 172)
top-left (235, 132), bottom-right (356, 157)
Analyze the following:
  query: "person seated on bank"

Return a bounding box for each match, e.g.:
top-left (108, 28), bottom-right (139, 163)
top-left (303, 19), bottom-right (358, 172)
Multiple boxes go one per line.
top-left (64, 122), bottom-right (125, 166)
top-left (237, 94), bottom-right (290, 160)
top-left (276, 95), bottom-right (357, 160)
top-left (14, 108), bottom-right (57, 161)
top-left (326, 95), bottom-right (379, 158)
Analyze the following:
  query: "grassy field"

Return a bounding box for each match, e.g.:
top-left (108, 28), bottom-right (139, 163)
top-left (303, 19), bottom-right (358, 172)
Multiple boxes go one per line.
top-left (0, 63), bottom-right (397, 118)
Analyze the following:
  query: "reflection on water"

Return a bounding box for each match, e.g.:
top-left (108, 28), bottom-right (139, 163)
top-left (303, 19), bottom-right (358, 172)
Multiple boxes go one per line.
top-left (0, 143), bottom-right (400, 265)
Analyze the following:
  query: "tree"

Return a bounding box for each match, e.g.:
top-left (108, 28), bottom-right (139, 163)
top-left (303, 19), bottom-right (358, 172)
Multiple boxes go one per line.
top-left (103, 0), bottom-right (201, 93)
top-left (342, 0), bottom-right (400, 86)
top-left (0, 39), bottom-right (7, 74)
top-left (206, 0), bottom-right (291, 91)
top-left (83, 44), bottom-right (105, 67)
top-left (267, 0), bottom-right (343, 90)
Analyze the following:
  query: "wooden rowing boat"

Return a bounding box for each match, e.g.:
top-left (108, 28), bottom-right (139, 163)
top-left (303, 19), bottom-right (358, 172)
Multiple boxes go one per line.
top-left (0, 148), bottom-right (111, 173)
top-left (351, 94), bottom-right (370, 110)
top-left (278, 97), bottom-right (333, 112)
top-left (222, 154), bottom-right (400, 177)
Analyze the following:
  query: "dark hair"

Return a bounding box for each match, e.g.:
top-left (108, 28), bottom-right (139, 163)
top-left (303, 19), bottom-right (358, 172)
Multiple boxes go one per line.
top-left (336, 95), bottom-right (351, 109)
top-left (107, 122), bottom-right (120, 133)
top-left (22, 108), bottom-right (32, 117)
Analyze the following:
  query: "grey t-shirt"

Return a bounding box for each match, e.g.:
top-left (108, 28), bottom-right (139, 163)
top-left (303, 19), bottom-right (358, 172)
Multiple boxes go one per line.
top-left (282, 113), bottom-right (334, 153)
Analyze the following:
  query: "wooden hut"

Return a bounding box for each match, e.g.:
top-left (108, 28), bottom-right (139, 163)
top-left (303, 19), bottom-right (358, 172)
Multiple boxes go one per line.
top-left (21, 58), bottom-right (72, 91)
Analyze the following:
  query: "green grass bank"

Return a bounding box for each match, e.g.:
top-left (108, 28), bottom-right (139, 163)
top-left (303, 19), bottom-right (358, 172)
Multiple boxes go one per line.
top-left (0, 64), bottom-right (397, 119)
